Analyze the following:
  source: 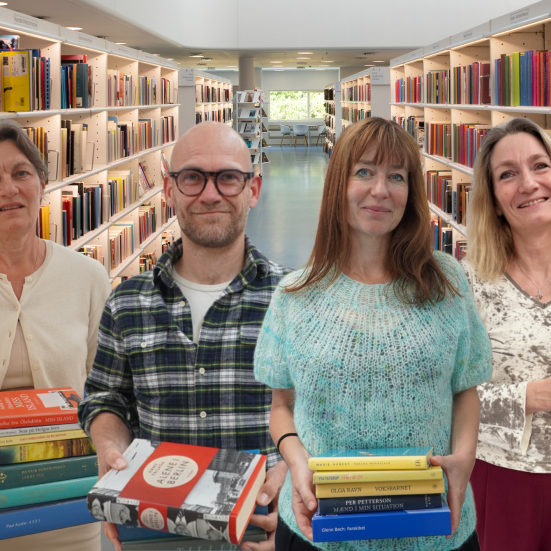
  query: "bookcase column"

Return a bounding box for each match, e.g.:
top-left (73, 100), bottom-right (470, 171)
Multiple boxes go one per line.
top-left (239, 57), bottom-right (255, 91)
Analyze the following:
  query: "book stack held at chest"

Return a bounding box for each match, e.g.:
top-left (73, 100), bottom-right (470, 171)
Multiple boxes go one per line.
top-left (310, 447), bottom-right (451, 543)
top-left (0, 388), bottom-right (98, 539)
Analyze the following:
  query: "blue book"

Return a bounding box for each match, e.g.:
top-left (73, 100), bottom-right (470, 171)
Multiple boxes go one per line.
top-left (312, 504), bottom-right (451, 542)
top-left (520, 52), bottom-right (528, 106)
top-left (0, 497), bottom-right (98, 540)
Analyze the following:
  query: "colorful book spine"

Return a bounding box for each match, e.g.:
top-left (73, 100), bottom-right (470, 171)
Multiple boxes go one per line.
top-left (0, 438), bottom-right (95, 466)
top-left (0, 428), bottom-right (86, 447)
top-left (0, 423), bottom-right (81, 438)
top-left (0, 454), bottom-right (98, 490)
top-left (313, 466), bottom-right (443, 484)
top-left (0, 475), bottom-right (97, 509)
top-left (315, 478), bottom-right (445, 498)
top-left (317, 494), bottom-right (443, 516)
top-left (311, 505), bottom-right (451, 542)
top-left (0, 497), bottom-right (97, 539)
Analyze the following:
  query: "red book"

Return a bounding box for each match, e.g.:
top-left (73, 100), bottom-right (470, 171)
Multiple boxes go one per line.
top-left (0, 388), bottom-right (80, 428)
top-left (61, 54), bottom-right (87, 63)
top-left (88, 439), bottom-right (266, 544)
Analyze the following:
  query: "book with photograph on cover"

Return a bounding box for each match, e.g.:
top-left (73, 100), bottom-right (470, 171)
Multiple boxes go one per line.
top-left (87, 439), bottom-right (266, 545)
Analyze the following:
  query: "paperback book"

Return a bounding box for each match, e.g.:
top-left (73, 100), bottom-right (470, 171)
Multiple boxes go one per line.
top-left (317, 494), bottom-right (443, 516)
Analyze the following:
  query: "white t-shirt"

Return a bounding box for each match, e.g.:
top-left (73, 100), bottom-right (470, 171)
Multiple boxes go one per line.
top-left (171, 269), bottom-right (232, 344)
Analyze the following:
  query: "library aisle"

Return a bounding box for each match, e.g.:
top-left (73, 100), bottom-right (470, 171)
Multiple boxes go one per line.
top-left (246, 145), bottom-right (327, 270)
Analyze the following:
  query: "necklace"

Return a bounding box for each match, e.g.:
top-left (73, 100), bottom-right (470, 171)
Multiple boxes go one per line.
top-left (515, 259), bottom-right (551, 300)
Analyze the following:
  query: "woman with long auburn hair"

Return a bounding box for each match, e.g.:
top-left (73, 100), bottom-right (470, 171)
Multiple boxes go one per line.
top-left (254, 118), bottom-right (492, 551)
top-left (461, 117), bottom-right (551, 551)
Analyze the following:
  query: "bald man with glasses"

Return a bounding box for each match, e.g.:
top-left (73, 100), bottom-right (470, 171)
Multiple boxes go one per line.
top-left (79, 122), bottom-right (290, 551)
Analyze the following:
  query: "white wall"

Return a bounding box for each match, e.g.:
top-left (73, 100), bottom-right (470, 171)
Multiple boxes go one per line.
top-left (79, 0), bottom-right (529, 50)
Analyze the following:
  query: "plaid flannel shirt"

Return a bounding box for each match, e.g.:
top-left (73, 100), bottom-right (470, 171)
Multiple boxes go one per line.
top-left (78, 237), bottom-right (290, 468)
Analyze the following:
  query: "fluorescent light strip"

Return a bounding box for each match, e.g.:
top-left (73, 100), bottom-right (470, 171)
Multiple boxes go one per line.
top-left (492, 17), bottom-right (551, 37)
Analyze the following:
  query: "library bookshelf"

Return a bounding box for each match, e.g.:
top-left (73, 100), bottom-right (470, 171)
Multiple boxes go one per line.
top-left (324, 83), bottom-right (341, 156)
top-left (178, 69), bottom-right (233, 137)
top-left (390, 1), bottom-right (551, 259)
top-left (234, 90), bottom-right (269, 175)
top-left (0, 7), bottom-right (181, 284)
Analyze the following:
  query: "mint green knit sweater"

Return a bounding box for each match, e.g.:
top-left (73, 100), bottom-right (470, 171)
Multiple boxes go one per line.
top-left (254, 252), bottom-right (492, 551)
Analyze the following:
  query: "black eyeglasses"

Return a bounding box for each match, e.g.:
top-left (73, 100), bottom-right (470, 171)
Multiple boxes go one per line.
top-left (168, 168), bottom-right (255, 197)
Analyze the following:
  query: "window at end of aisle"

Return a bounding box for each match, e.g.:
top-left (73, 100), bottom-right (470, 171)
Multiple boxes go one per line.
top-left (269, 91), bottom-right (324, 120)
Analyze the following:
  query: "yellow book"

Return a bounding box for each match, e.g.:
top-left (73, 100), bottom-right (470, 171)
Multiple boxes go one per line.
top-left (308, 447), bottom-right (433, 471)
top-left (315, 478), bottom-right (445, 499)
top-left (0, 428), bottom-right (86, 447)
top-left (2, 50), bottom-right (32, 111)
top-left (313, 465), bottom-right (443, 485)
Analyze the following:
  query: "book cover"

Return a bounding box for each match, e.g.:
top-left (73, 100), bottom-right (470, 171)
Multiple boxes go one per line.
top-left (0, 388), bottom-right (80, 428)
top-left (317, 494), bottom-right (443, 516)
top-left (0, 438), bottom-right (95, 466)
top-left (312, 504), bottom-right (451, 542)
top-left (315, 478), bottom-right (445, 498)
top-left (0, 428), bottom-right (86, 447)
top-left (2, 50), bottom-right (32, 111)
top-left (0, 454), bottom-right (98, 490)
top-left (88, 439), bottom-right (266, 544)
top-left (313, 466), bottom-right (442, 484)
top-left (0, 474), bottom-right (97, 509)
top-left (309, 448), bottom-right (433, 471)
top-left (0, 35), bottom-right (19, 50)
top-left (0, 497), bottom-right (97, 539)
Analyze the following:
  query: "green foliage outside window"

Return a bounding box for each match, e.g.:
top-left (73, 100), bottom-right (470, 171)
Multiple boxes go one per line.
top-left (269, 91), bottom-right (323, 120)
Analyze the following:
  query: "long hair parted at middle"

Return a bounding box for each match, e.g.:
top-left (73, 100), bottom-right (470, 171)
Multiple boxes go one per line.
top-left (286, 117), bottom-right (459, 304)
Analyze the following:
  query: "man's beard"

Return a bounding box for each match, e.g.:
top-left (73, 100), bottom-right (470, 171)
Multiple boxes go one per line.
top-left (178, 207), bottom-right (248, 248)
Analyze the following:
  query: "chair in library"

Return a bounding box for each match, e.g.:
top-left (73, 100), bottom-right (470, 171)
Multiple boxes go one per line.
top-left (315, 125), bottom-right (326, 146)
top-left (293, 125), bottom-right (309, 147)
top-left (280, 125), bottom-right (293, 146)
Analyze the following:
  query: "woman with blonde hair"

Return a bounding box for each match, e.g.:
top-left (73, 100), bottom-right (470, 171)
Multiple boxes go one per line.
top-left (254, 118), bottom-right (492, 551)
top-left (462, 117), bottom-right (551, 551)
top-left (0, 119), bottom-right (110, 551)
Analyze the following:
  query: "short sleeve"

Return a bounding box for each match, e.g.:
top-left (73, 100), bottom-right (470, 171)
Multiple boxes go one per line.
top-left (434, 253), bottom-right (493, 394)
top-left (254, 278), bottom-right (294, 389)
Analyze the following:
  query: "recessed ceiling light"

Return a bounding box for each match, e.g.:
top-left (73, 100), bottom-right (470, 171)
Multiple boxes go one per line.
top-left (166, 58), bottom-right (174, 61)
top-left (321, 61), bottom-right (334, 63)
top-left (115, 42), bottom-right (126, 45)
top-left (373, 60), bottom-right (385, 62)
top-left (275, 69), bottom-right (284, 71)
top-left (0, 2), bottom-right (9, 5)
top-left (151, 54), bottom-right (160, 56)
top-left (67, 27), bottom-right (82, 30)
top-left (298, 52), bottom-right (313, 54)
top-left (189, 53), bottom-right (204, 58)
top-left (364, 64), bottom-right (375, 66)
top-left (270, 61), bottom-right (282, 63)
top-left (227, 65), bottom-right (237, 68)
top-left (296, 57), bottom-right (310, 60)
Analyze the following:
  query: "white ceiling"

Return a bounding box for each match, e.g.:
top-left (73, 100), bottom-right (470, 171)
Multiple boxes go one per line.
top-left (12, 0), bottom-right (412, 69)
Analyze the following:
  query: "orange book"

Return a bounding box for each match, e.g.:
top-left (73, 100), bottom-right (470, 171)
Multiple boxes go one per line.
top-left (0, 388), bottom-right (81, 429)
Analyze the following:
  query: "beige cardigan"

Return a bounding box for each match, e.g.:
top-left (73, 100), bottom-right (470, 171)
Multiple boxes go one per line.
top-left (0, 240), bottom-right (111, 398)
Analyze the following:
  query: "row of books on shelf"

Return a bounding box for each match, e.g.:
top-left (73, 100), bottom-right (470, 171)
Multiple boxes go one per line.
top-left (107, 72), bottom-right (175, 107)
top-left (426, 170), bottom-right (471, 226)
top-left (324, 88), bottom-right (335, 101)
top-left (431, 216), bottom-right (468, 260)
top-left (392, 115), bottom-right (425, 146)
top-left (495, 50), bottom-right (551, 107)
top-left (325, 102), bottom-right (336, 115)
top-left (196, 108), bottom-right (232, 124)
top-left (109, 223), bottom-right (134, 269)
top-left (23, 126), bottom-right (49, 168)
top-left (344, 83), bottom-right (370, 102)
top-left (237, 122), bottom-right (262, 134)
top-left (60, 55), bottom-right (93, 109)
top-left (195, 84), bottom-right (231, 104)
top-left (308, 448), bottom-right (450, 542)
top-left (425, 122), bottom-right (490, 168)
top-left (342, 107), bottom-right (371, 123)
top-left (325, 115), bottom-right (335, 129)
top-left (395, 76), bottom-right (422, 104)
top-left (452, 62), bottom-right (490, 105)
top-left (0, 387), bottom-right (98, 540)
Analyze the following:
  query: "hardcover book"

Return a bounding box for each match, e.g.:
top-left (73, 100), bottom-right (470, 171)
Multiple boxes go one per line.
top-left (312, 504), bottom-right (451, 542)
top-left (309, 447), bottom-right (433, 471)
top-left (313, 466), bottom-right (442, 484)
top-left (0, 438), bottom-right (95, 466)
top-left (0, 388), bottom-right (80, 429)
top-left (0, 428), bottom-right (86, 447)
top-left (88, 439), bottom-right (266, 544)
top-left (315, 478), bottom-right (445, 499)
top-left (317, 494), bottom-right (443, 516)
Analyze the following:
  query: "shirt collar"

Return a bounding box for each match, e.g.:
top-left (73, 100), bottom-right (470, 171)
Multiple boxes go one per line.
top-left (153, 236), bottom-right (269, 291)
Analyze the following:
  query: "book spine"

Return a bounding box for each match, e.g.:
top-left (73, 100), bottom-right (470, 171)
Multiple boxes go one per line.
top-left (0, 454), bottom-right (98, 490)
top-left (309, 455), bottom-right (430, 471)
top-left (0, 497), bottom-right (97, 539)
top-left (313, 467), bottom-right (442, 484)
top-left (311, 506), bottom-right (451, 542)
top-left (317, 493), bottom-right (443, 516)
top-left (315, 479), bottom-right (445, 498)
top-left (0, 437), bottom-right (95, 465)
top-left (0, 428), bottom-right (86, 447)
top-left (0, 475), bottom-right (98, 509)
top-left (0, 410), bottom-right (77, 429)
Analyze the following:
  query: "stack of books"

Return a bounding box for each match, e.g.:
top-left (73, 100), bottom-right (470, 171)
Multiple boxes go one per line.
top-left (0, 388), bottom-right (98, 540)
top-left (309, 447), bottom-right (451, 543)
